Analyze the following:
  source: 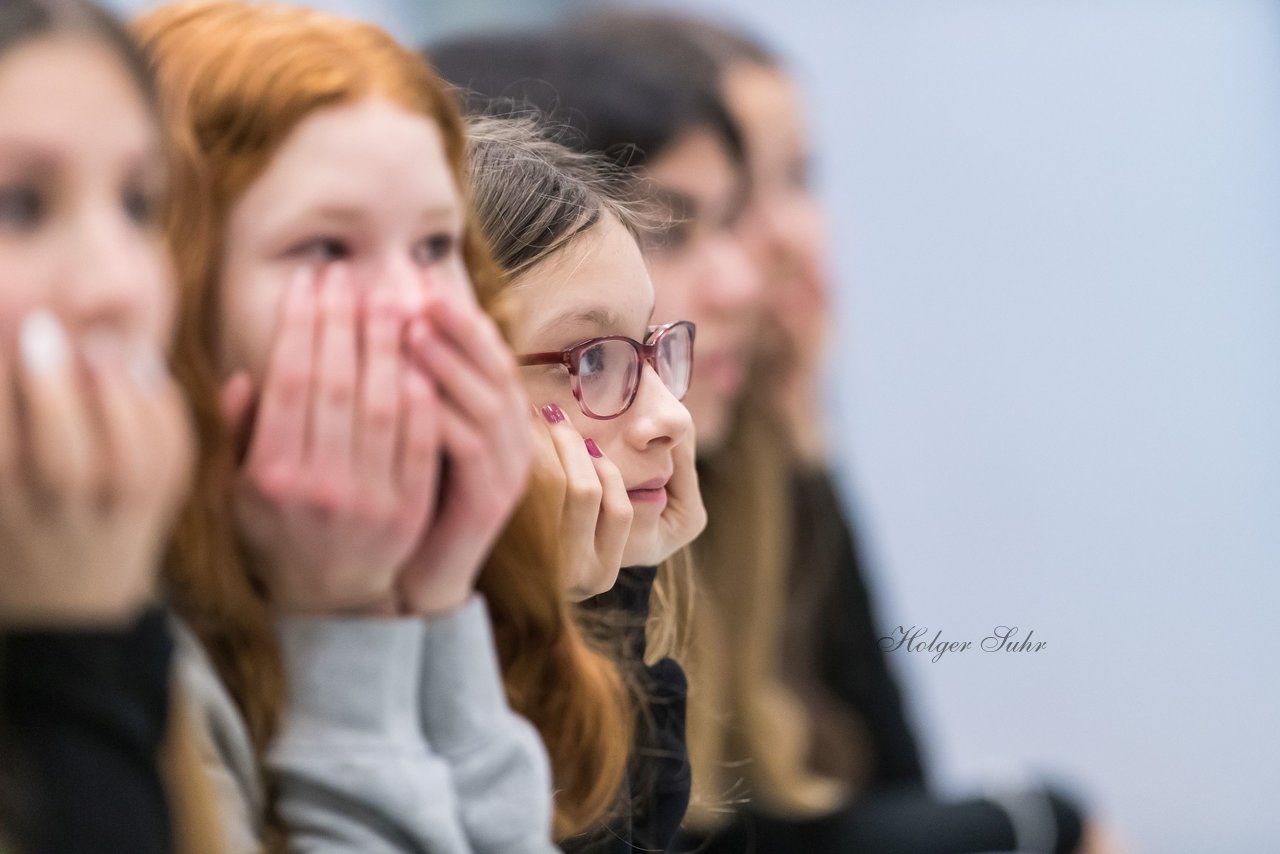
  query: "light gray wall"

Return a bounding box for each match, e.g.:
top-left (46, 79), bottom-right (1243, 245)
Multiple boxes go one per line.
top-left (102, 0), bottom-right (573, 45)
top-left (646, 1), bottom-right (1278, 850)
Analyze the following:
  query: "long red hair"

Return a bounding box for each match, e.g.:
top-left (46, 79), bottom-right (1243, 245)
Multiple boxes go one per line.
top-left (135, 1), bottom-right (630, 838)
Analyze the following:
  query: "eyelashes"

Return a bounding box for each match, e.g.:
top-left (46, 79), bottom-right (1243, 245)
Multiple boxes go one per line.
top-left (0, 186), bottom-right (44, 229)
top-left (414, 232), bottom-right (456, 265)
top-left (288, 232), bottom-right (459, 266)
top-left (291, 236), bottom-right (351, 262)
top-left (0, 183), bottom-right (162, 232)
top-left (123, 187), bottom-right (160, 228)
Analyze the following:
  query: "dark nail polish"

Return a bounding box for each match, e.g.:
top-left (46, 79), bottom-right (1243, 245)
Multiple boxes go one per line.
top-left (541, 403), bottom-right (565, 424)
top-left (585, 438), bottom-right (603, 458)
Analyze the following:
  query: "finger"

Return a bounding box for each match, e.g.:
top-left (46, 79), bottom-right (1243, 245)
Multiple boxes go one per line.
top-left (492, 379), bottom-right (534, 480)
top-left (219, 371), bottom-right (254, 434)
top-left (0, 339), bottom-right (15, 484)
top-left (122, 341), bottom-right (194, 511)
top-left (0, 341), bottom-right (28, 526)
top-left (310, 263), bottom-right (358, 465)
top-left (356, 286), bottom-right (402, 479)
top-left (588, 445), bottom-right (633, 560)
top-left (425, 296), bottom-right (518, 387)
top-left (81, 334), bottom-right (150, 509)
top-left (538, 403), bottom-right (602, 520)
top-left (148, 371), bottom-right (196, 517)
top-left (433, 394), bottom-right (493, 524)
top-left (406, 319), bottom-right (502, 428)
top-left (250, 269), bottom-right (316, 468)
top-left (15, 311), bottom-right (93, 502)
top-left (396, 361), bottom-right (440, 519)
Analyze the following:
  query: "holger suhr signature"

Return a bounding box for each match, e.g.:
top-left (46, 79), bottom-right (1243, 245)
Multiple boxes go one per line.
top-left (878, 625), bottom-right (1047, 663)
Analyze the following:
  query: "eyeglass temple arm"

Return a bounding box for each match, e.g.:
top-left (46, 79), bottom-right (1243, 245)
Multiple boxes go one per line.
top-left (517, 352), bottom-right (573, 367)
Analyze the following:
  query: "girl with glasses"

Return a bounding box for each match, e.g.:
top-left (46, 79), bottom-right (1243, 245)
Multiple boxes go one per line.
top-left (462, 115), bottom-right (707, 850)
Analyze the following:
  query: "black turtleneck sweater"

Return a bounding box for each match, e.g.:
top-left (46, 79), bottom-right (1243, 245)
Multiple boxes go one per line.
top-left (674, 468), bottom-right (1085, 854)
top-left (564, 565), bottom-right (691, 854)
top-left (0, 607), bottom-right (175, 854)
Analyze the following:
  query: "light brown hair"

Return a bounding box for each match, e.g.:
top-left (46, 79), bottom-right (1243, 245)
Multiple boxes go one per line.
top-left (463, 114), bottom-right (695, 836)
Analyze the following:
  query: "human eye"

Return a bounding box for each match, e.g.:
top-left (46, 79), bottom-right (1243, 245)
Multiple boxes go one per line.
top-left (412, 231), bottom-right (458, 266)
top-left (122, 185), bottom-right (161, 228)
top-left (0, 185), bottom-right (44, 230)
top-left (644, 220), bottom-right (692, 253)
top-left (579, 342), bottom-right (608, 377)
top-left (289, 236), bottom-right (351, 262)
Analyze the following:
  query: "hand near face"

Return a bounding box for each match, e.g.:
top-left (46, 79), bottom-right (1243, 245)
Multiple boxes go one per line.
top-left (0, 312), bottom-right (193, 626)
top-left (399, 292), bottom-right (533, 615)
top-left (531, 403), bottom-right (634, 602)
top-left (651, 420), bottom-right (706, 565)
top-left (757, 229), bottom-right (830, 462)
top-left (230, 265), bottom-right (441, 615)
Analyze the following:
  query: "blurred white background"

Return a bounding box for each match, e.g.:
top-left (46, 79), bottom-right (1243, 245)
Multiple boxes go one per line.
top-left (108, 0), bottom-right (1280, 849)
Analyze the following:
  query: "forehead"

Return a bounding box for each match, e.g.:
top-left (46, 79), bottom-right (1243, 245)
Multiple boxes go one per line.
top-left (506, 214), bottom-right (654, 347)
top-left (644, 127), bottom-right (739, 208)
top-left (724, 65), bottom-right (806, 156)
top-left (0, 36), bottom-right (154, 153)
top-left (235, 97), bottom-right (458, 219)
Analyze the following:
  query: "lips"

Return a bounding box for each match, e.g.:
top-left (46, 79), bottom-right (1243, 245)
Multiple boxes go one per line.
top-left (626, 474), bottom-right (671, 507)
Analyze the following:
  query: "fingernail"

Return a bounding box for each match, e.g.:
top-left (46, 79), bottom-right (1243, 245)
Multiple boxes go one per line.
top-left (20, 310), bottom-right (69, 376)
top-left (585, 438), bottom-right (603, 458)
top-left (541, 403), bottom-right (565, 424)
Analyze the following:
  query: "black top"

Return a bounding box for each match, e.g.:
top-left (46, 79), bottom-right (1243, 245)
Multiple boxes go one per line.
top-left (675, 468), bottom-right (1084, 854)
top-left (0, 607), bottom-right (175, 854)
top-left (566, 566), bottom-right (691, 854)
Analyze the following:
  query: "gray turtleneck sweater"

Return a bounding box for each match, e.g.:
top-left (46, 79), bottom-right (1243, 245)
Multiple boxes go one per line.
top-left (174, 595), bottom-right (559, 853)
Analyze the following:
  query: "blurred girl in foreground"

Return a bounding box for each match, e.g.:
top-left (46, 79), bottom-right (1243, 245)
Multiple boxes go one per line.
top-left (0, 0), bottom-right (193, 850)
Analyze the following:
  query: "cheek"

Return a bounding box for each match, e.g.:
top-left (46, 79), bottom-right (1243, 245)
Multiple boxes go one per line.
top-left (571, 414), bottom-right (624, 459)
top-left (218, 264), bottom-right (286, 382)
top-left (139, 240), bottom-right (179, 351)
top-left (0, 250), bottom-right (51, 339)
top-left (523, 369), bottom-right (578, 416)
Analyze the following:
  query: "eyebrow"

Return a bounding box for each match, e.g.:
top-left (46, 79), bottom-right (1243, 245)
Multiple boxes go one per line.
top-left (537, 307), bottom-right (620, 338)
top-left (300, 203), bottom-right (461, 224)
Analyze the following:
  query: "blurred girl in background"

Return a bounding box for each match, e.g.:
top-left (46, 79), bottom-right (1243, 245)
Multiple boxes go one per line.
top-left (434, 10), bottom-right (1107, 853)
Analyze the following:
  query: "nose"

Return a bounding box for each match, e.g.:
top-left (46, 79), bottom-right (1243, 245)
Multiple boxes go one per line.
top-left (624, 362), bottom-right (693, 451)
top-left (701, 229), bottom-right (763, 318)
top-left (370, 252), bottom-right (427, 318)
top-left (58, 200), bottom-right (167, 341)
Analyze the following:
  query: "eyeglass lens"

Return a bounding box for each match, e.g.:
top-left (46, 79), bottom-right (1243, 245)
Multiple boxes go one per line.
top-left (577, 324), bottom-right (692, 418)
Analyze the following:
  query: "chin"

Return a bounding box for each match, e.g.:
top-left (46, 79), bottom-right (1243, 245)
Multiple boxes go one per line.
top-left (622, 526), bottom-right (667, 568)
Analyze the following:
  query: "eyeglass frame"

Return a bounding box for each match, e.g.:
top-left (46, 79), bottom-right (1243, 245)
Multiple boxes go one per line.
top-left (516, 319), bottom-right (697, 420)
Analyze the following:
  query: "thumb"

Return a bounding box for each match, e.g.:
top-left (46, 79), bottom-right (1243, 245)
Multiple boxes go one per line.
top-left (219, 371), bottom-right (254, 435)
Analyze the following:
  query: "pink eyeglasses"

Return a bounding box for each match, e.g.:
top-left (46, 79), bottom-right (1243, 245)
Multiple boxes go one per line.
top-left (517, 320), bottom-right (696, 420)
